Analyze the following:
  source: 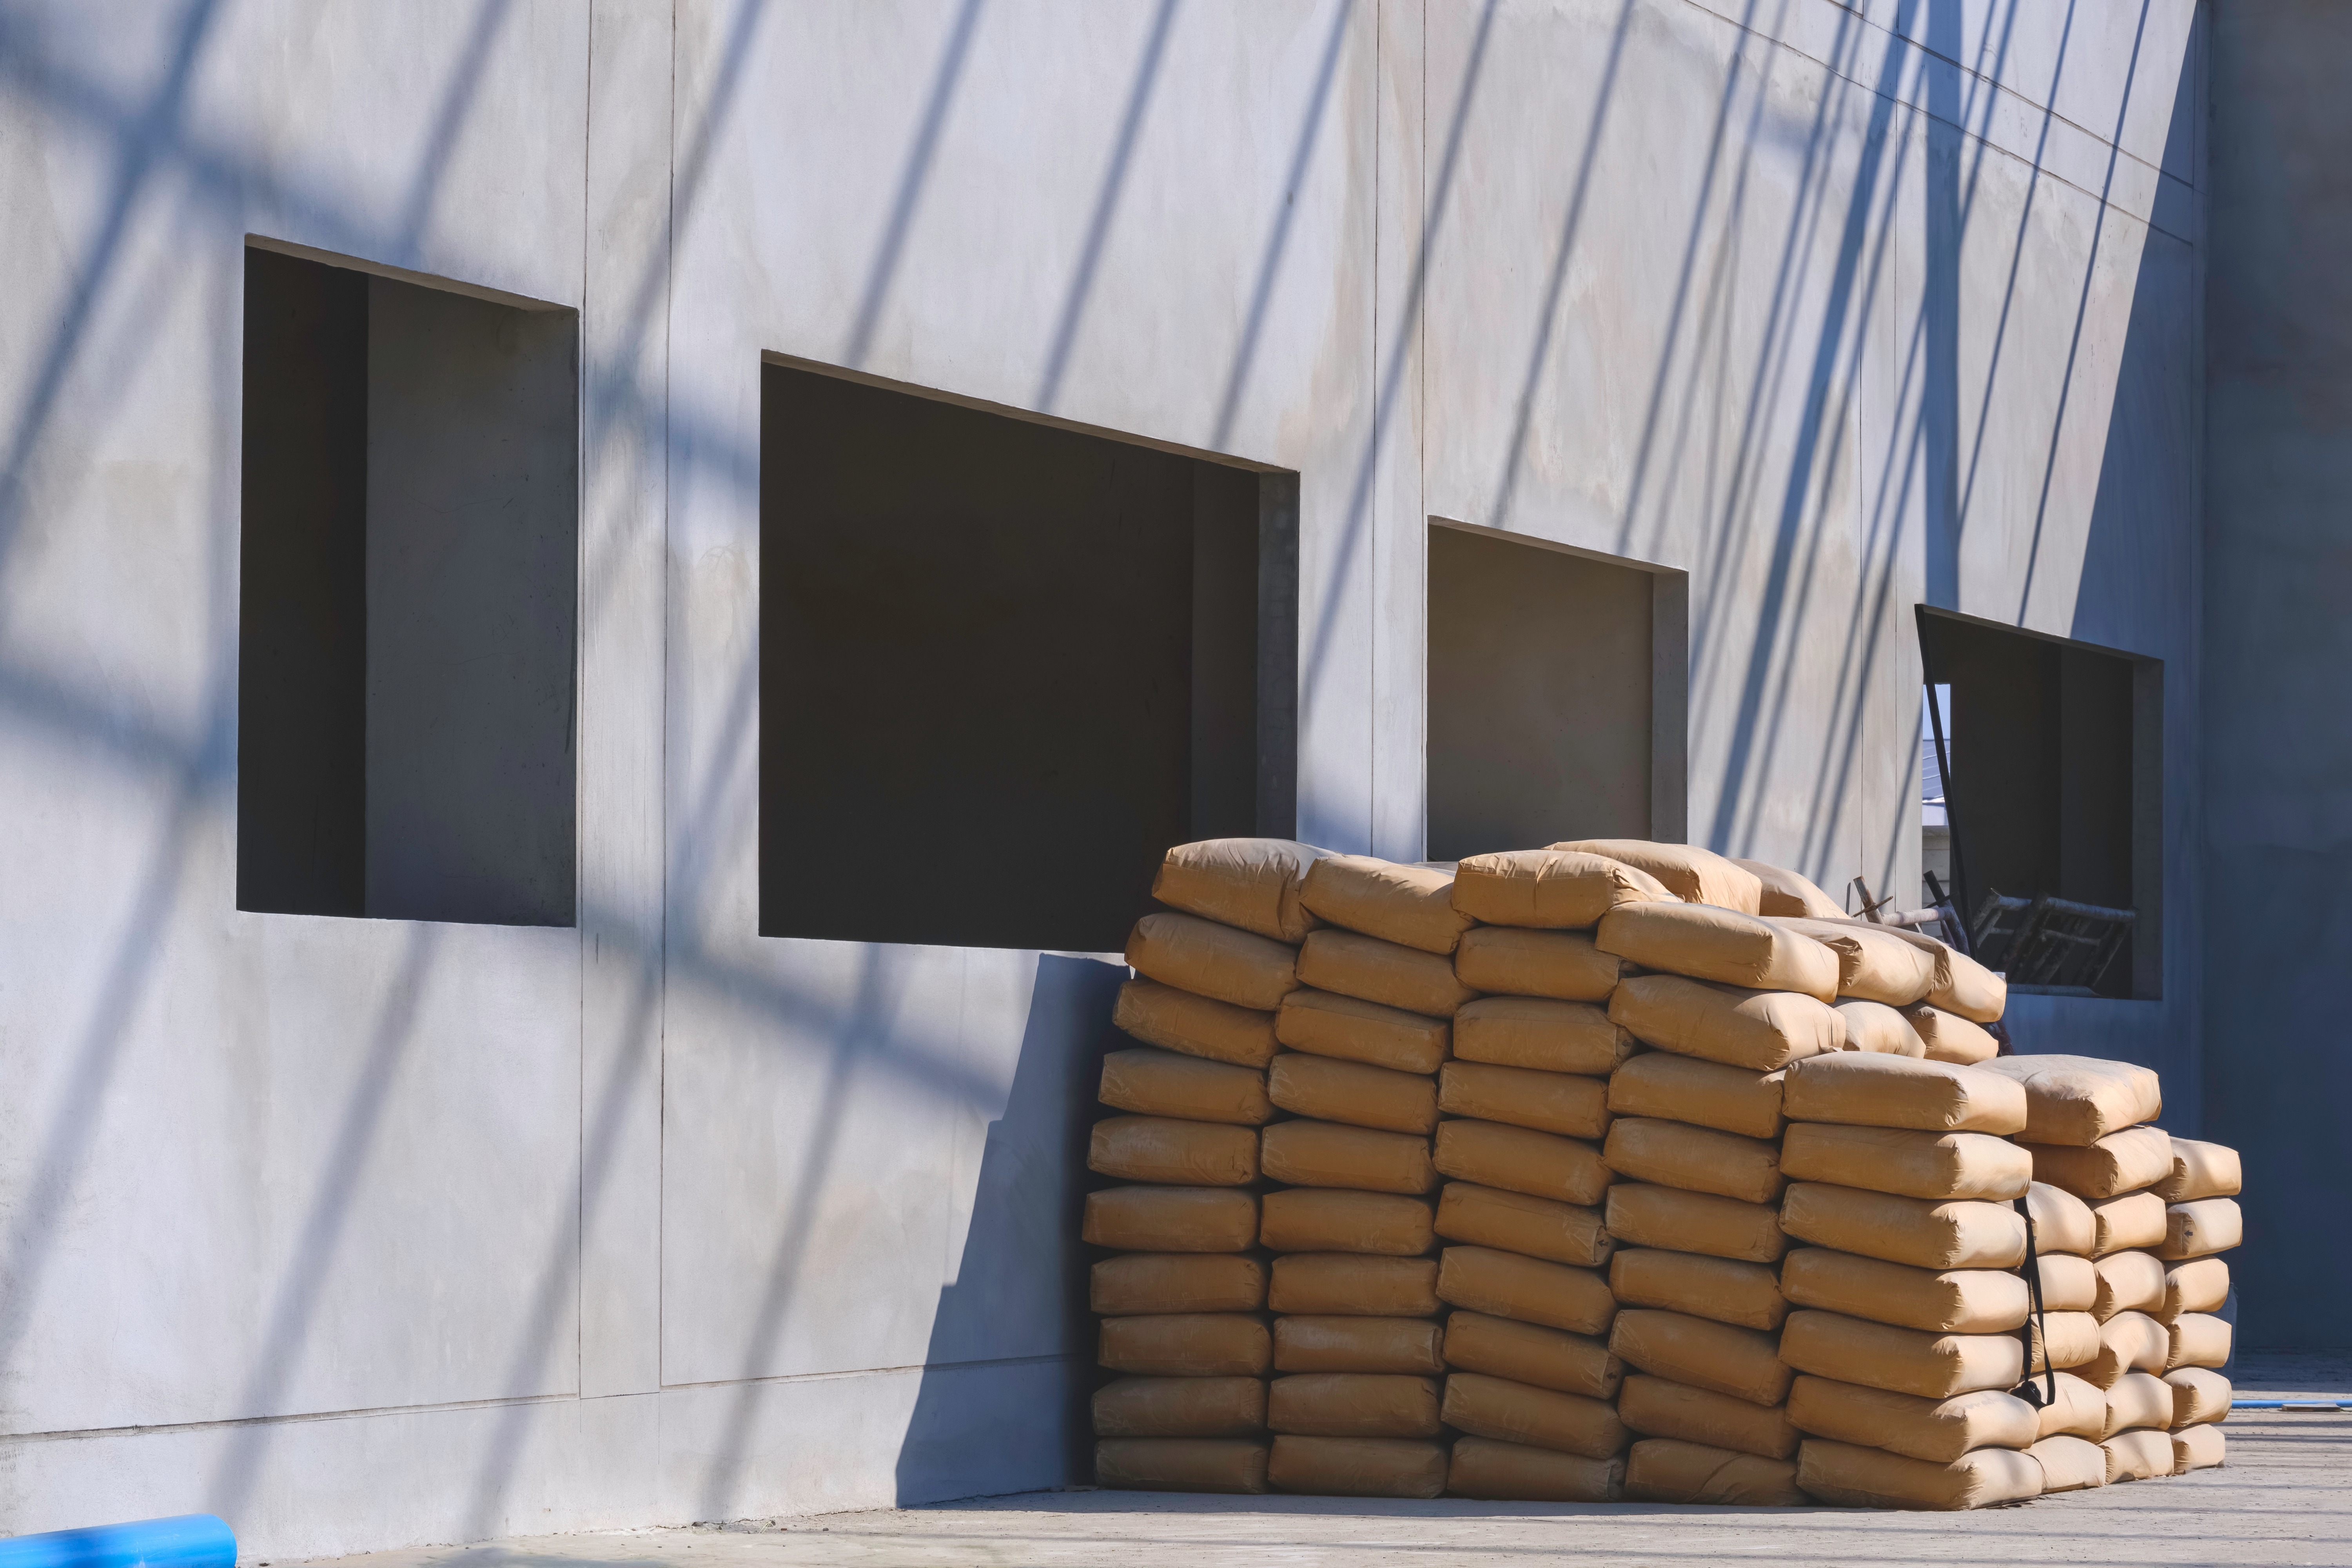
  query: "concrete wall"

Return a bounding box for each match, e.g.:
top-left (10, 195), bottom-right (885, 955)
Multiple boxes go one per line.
top-left (0, 0), bottom-right (2211, 1557)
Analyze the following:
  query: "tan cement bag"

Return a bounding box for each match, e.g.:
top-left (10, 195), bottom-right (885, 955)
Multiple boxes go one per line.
top-left (1780, 1124), bottom-right (2031, 1203)
top-left (1101, 1047), bottom-right (1274, 1125)
top-left (2080, 1311), bottom-right (2170, 1389)
top-left (1549, 839), bottom-right (1765, 913)
top-left (1974, 1054), bottom-right (2161, 1146)
top-left (1618, 1374), bottom-right (1799, 1459)
top-left (1608, 1248), bottom-right (1787, 1331)
top-left (1779, 1052), bottom-right (2027, 1135)
top-left (1602, 1117), bottom-right (1783, 1204)
top-left (1436, 1181), bottom-right (1615, 1268)
top-left (1607, 1052), bottom-right (1786, 1139)
top-left (1269, 1053), bottom-right (1437, 1135)
top-left (1623, 1438), bottom-right (1806, 1505)
top-left (2027, 1312), bottom-right (2103, 1375)
top-left (1266, 1434), bottom-right (1446, 1497)
top-left (1297, 929), bottom-right (1477, 1017)
top-left (1259, 1119), bottom-right (1434, 1194)
top-left (1273, 1315), bottom-right (1443, 1376)
top-left (2091, 1250), bottom-right (2167, 1321)
top-left (1258, 1189), bottom-right (1434, 1256)
top-left (1872, 926), bottom-right (2008, 1023)
top-left (2101, 1371), bottom-right (2174, 1441)
top-left (1090, 1115), bottom-right (1260, 1186)
top-left (1607, 1308), bottom-right (1791, 1406)
top-left (1084, 1186), bottom-right (1259, 1252)
top-left (1099, 1313), bottom-right (1272, 1377)
top-left (1116, 979), bottom-right (1280, 1069)
top-left (1785, 1376), bottom-right (2038, 1464)
top-left (1128, 913), bottom-right (1301, 1011)
top-left (1451, 849), bottom-right (1675, 929)
top-left (1267, 1373), bottom-right (1440, 1438)
top-left (1276, 988), bottom-right (1450, 1074)
top-left (2160, 1198), bottom-right (2242, 1261)
top-left (1904, 1004), bottom-right (1999, 1066)
top-left (1832, 998), bottom-right (1927, 1056)
top-left (1446, 1436), bottom-right (1625, 1502)
top-left (1769, 918), bottom-right (1939, 1006)
top-left (2156, 1138), bottom-right (2243, 1202)
top-left (1298, 854), bottom-right (1473, 955)
top-left (2027, 1182), bottom-right (2098, 1256)
top-left (1096, 1437), bottom-right (1270, 1494)
top-left (1439, 1061), bottom-right (1610, 1140)
top-left (2100, 1426), bottom-right (2173, 1482)
top-left (1093, 1253), bottom-right (1266, 1316)
top-left (1779, 1248), bottom-right (2029, 1334)
top-left (1268, 1253), bottom-right (1439, 1316)
top-left (2027, 1433), bottom-right (2108, 1492)
top-left (2026, 1125), bottom-right (2174, 1200)
top-left (1778, 1309), bottom-right (2024, 1399)
top-left (1797, 1437), bottom-right (2042, 1510)
top-left (2089, 1191), bottom-right (2169, 1256)
top-left (1434, 1119), bottom-right (1611, 1207)
top-left (1732, 858), bottom-right (1846, 919)
top-left (1778, 1183), bottom-right (2027, 1271)
top-left (2166, 1366), bottom-right (2231, 1426)
top-left (2171, 1421), bottom-right (2226, 1473)
top-left (1093, 1376), bottom-right (1267, 1438)
top-left (2036, 1370), bottom-right (2110, 1439)
top-left (2159, 1257), bottom-right (2229, 1321)
top-left (1596, 903), bottom-right (1838, 1001)
top-left (1452, 926), bottom-right (1623, 1002)
top-left (1153, 838), bottom-right (1328, 944)
top-left (1606, 1182), bottom-right (1786, 1263)
top-left (1443, 1310), bottom-right (1622, 1399)
top-left (1453, 996), bottom-right (1634, 1076)
top-left (2036, 1252), bottom-right (2099, 1312)
top-left (1436, 1245), bottom-right (1616, 1336)
top-left (2167, 1313), bottom-right (2231, 1372)
top-left (1441, 1371), bottom-right (1628, 1459)
top-left (1609, 976), bottom-right (1843, 1071)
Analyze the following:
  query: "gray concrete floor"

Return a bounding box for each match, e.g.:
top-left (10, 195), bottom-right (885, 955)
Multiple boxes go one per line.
top-left (299, 1356), bottom-right (2350, 1568)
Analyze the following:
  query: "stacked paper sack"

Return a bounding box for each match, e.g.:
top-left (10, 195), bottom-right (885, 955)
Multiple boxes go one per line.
top-left (1086, 836), bottom-right (2244, 1509)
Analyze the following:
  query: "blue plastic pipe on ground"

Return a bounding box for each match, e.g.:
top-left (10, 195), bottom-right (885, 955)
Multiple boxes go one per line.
top-left (0, 1516), bottom-right (236, 1568)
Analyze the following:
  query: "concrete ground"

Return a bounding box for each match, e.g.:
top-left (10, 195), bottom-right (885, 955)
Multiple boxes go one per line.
top-left (298, 1356), bottom-right (2351, 1568)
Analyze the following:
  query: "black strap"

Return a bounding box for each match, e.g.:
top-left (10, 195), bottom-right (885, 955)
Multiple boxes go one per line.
top-left (2011, 1195), bottom-right (2057, 1407)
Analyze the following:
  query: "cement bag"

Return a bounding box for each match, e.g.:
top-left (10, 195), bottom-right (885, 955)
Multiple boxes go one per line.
top-left (1269, 1054), bottom-right (1437, 1135)
top-left (2080, 1311), bottom-right (2170, 1389)
top-left (2027, 1312), bottom-right (2103, 1374)
top-left (1099, 1313), bottom-right (1272, 1377)
top-left (1436, 1181), bottom-right (1615, 1268)
top-left (2089, 1191), bottom-right (2169, 1256)
top-left (1096, 1437), bottom-right (1269, 1494)
top-left (1116, 979), bottom-right (1279, 1069)
top-left (1258, 1189), bottom-right (1434, 1256)
top-left (1153, 838), bottom-right (1327, 943)
top-left (1784, 1376), bottom-right (2038, 1464)
top-left (1778, 1247), bottom-right (2029, 1334)
top-left (1777, 1310), bottom-right (2023, 1399)
top-left (1297, 929), bottom-right (1477, 1017)
top-left (1769, 918), bottom-right (1939, 1006)
top-left (2036, 1370), bottom-right (2110, 1439)
top-left (1618, 1374), bottom-right (1800, 1459)
top-left (1446, 1436), bottom-right (1625, 1503)
top-left (1796, 1438), bottom-right (2042, 1510)
top-left (1298, 854), bottom-right (1473, 955)
top-left (1451, 849), bottom-right (1675, 930)
top-left (2035, 1252), bottom-right (2099, 1313)
top-left (2160, 1198), bottom-right (2242, 1261)
top-left (2171, 1421), bottom-right (2226, 1473)
top-left (1443, 1309), bottom-right (1622, 1399)
top-left (1873, 926), bottom-right (2008, 1023)
top-left (1441, 1372), bottom-right (1628, 1459)
top-left (1606, 1182), bottom-right (1786, 1264)
top-left (1273, 1315), bottom-right (1444, 1376)
top-left (1779, 1053), bottom-right (2027, 1135)
top-left (1548, 839), bottom-right (1765, 913)
top-left (2166, 1367), bottom-right (2231, 1427)
top-left (1093, 1253), bottom-right (1266, 1316)
top-left (1434, 1119), bottom-right (1611, 1207)
top-left (2100, 1427), bottom-right (2173, 1482)
top-left (2091, 1250), bottom-right (2167, 1321)
top-left (1608, 1248), bottom-right (1788, 1331)
top-left (1607, 1309), bottom-right (1791, 1406)
top-left (1090, 1115), bottom-right (1260, 1186)
top-left (1093, 1376), bottom-right (1267, 1438)
top-left (1436, 1245), bottom-right (1615, 1336)
top-left (2026, 1125), bottom-right (2174, 1200)
top-left (2100, 1371), bottom-right (2174, 1441)
top-left (1452, 926), bottom-right (1623, 1003)
top-left (2160, 1257), bottom-right (2229, 1321)
top-left (1623, 1439), bottom-right (1806, 1505)
top-left (1439, 1061), bottom-right (1610, 1140)
top-left (1266, 1434), bottom-right (1445, 1498)
top-left (2167, 1313), bottom-right (2231, 1372)
top-left (2027, 1433), bottom-right (2108, 1492)
top-left (1781, 1124), bottom-right (2030, 1203)
top-left (1904, 1004), bottom-right (1998, 1066)
top-left (1267, 1372), bottom-right (1441, 1438)
top-left (1595, 902), bottom-right (1838, 1001)
top-left (1275, 989), bottom-right (1450, 1074)
top-left (2026, 1181), bottom-right (2098, 1256)
top-left (1602, 1117), bottom-right (1783, 1205)
top-left (1259, 1119), bottom-right (1434, 1194)
top-left (1084, 1186), bottom-right (1259, 1252)
top-left (1101, 1047), bottom-right (1274, 1125)
top-left (1832, 999), bottom-right (1927, 1056)
top-left (1268, 1253), bottom-right (1439, 1316)
top-left (2156, 1138), bottom-right (2243, 1203)
top-left (1731, 858), bottom-right (1846, 919)
top-left (1128, 913), bottom-right (1300, 1011)
top-left (1609, 976), bottom-right (1843, 1071)
top-left (1778, 1183), bottom-right (2027, 1270)
top-left (1454, 996), bottom-right (1632, 1076)
top-left (1607, 1052), bottom-right (1786, 1140)
top-left (1974, 1054), bottom-right (2161, 1146)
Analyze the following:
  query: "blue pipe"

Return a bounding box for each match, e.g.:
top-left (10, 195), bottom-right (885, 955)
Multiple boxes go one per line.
top-left (2231, 1399), bottom-right (2350, 1410)
top-left (0, 1516), bottom-right (235, 1568)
